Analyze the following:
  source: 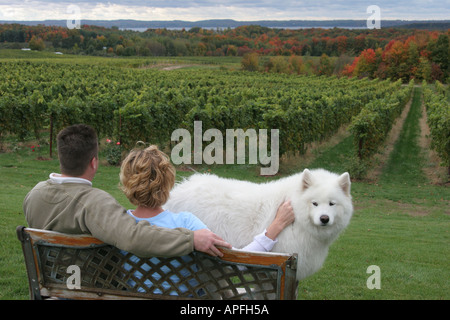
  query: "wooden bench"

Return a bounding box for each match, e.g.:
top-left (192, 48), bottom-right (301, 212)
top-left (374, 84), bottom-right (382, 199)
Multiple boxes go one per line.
top-left (17, 226), bottom-right (298, 300)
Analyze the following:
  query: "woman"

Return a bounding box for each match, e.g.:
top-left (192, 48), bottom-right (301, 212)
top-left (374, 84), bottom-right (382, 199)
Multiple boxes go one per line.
top-left (119, 145), bottom-right (294, 294)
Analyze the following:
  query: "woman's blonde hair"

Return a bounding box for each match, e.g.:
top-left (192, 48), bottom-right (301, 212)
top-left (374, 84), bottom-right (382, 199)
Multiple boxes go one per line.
top-left (120, 145), bottom-right (175, 208)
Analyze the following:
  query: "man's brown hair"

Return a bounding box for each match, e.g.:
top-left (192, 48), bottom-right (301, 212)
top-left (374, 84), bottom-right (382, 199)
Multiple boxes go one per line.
top-left (57, 124), bottom-right (98, 177)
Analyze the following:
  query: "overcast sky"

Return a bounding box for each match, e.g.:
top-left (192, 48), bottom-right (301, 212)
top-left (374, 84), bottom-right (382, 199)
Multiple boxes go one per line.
top-left (1, 1), bottom-right (449, 21)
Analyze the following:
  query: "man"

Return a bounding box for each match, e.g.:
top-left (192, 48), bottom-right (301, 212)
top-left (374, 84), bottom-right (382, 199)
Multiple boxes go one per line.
top-left (23, 124), bottom-right (230, 257)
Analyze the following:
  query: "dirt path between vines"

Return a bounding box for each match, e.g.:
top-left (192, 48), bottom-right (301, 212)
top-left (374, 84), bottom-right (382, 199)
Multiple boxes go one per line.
top-left (140, 63), bottom-right (196, 71)
top-left (364, 95), bottom-right (413, 182)
top-left (418, 97), bottom-right (448, 185)
top-left (161, 65), bottom-right (194, 71)
top-left (364, 89), bottom-right (446, 185)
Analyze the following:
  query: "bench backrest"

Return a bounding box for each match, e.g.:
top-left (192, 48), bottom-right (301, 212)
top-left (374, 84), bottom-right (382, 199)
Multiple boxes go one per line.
top-left (16, 226), bottom-right (298, 300)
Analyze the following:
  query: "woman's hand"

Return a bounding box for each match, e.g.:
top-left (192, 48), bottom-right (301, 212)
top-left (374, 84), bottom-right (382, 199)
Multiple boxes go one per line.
top-left (265, 201), bottom-right (295, 240)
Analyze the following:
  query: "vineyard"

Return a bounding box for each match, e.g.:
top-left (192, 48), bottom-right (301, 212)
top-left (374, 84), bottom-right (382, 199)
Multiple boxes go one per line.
top-left (0, 55), bottom-right (449, 301)
top-left (0, 58), bottom-right (447, 176)
top-left (422, 80), bottom-right (450, 176)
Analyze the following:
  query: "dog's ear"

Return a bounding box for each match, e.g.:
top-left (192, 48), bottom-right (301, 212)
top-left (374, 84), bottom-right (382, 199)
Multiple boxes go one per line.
top-left (301, 169), bottom-right (313, 191)
top-left (338, 172), bottom-right (351, 196)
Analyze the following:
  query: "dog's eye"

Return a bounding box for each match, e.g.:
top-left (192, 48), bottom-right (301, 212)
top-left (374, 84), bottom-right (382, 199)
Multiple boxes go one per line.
top-left (312, 201), bottom-right (318, 207)
top-left (329, 202), bottom-right (335, 206)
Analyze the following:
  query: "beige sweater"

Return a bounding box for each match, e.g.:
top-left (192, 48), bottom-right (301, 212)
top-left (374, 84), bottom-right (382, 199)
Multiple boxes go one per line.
top-left (23, 179), bottom-right (194, 257)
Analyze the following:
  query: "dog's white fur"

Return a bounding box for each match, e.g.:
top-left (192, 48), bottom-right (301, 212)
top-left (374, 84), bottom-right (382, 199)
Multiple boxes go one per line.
top-left (164, 168), bottom-right (353, 280)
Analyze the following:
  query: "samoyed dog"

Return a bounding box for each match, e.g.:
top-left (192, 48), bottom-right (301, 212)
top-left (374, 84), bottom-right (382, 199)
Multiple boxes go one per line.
top-left (164, 168), bottom-right (353, 280)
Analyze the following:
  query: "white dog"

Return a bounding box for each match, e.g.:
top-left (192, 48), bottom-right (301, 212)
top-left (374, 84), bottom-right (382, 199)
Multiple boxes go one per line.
top-left (164, 168), bottom-right (353, 280)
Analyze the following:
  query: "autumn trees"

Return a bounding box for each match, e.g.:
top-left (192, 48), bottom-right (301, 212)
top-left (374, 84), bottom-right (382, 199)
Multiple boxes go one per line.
top-left (1, 23), bottom-right (448, 82)
top-left (344, 31), bottom-right (449, 82)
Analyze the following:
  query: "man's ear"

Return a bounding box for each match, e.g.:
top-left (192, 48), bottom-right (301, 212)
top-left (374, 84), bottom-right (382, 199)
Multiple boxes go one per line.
top-left (90, 156), bottom-right (98, 170)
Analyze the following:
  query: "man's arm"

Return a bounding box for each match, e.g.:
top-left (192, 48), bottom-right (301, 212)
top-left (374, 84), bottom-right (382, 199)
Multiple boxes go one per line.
top-left (87, 189), bottom-right (231, 257)
top-left (24, 183), bottom-right (230, 258)
top-left (84, 194), bottom-right (191, 257)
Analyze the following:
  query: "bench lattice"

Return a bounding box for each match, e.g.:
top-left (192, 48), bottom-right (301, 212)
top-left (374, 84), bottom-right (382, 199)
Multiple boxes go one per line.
top-left (17, 226), bottom-right (298, 300)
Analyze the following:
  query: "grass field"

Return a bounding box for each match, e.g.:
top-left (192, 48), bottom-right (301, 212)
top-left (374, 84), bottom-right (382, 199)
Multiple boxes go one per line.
top-left (0, 55), bottom-right (448, 300)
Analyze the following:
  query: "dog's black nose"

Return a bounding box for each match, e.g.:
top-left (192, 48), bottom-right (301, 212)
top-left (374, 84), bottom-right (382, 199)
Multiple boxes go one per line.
top-left (320, 215), bottom-right (329, 224)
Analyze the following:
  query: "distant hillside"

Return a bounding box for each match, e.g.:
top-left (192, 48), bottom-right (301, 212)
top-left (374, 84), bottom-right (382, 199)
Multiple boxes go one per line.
top-left (1, 19), bottom-right (449, 30)
top-left (0, 19), bottom-right (448, 83)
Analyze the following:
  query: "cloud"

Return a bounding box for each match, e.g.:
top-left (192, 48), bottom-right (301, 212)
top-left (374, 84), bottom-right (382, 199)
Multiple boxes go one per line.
top-left (1, 0), bottom-right (449, 21)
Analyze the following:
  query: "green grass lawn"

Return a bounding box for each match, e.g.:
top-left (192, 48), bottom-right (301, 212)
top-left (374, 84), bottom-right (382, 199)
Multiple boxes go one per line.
top-left (298, 88), bottom-right (449, 300)
top-left (0, 82), bottom-right (448, 299)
